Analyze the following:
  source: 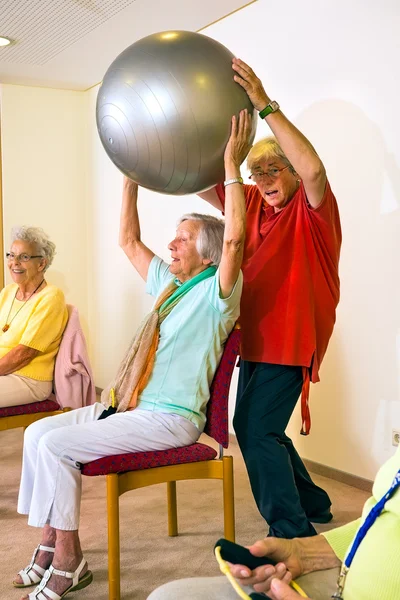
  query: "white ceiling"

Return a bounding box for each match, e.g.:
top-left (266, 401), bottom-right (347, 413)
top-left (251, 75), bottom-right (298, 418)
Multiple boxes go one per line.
top-left (0, 0), bottom-right (253, 91)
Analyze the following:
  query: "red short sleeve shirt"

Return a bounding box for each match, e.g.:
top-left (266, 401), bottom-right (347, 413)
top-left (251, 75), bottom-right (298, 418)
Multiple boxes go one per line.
top-left (216, 181), bottom-right (341, 383)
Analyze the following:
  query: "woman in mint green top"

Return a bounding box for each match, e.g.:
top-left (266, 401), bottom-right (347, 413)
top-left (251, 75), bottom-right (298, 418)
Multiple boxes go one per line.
top-left (13, 110), bottom-right (253, 600)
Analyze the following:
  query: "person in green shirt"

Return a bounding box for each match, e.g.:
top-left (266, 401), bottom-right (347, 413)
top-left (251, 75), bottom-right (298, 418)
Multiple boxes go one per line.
top-left (148, 445), bottom-right (400, 600)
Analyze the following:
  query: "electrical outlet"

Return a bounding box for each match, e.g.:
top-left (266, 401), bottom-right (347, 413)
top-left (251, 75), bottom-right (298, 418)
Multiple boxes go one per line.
top-left (392, 430), bottom-right (400, 447)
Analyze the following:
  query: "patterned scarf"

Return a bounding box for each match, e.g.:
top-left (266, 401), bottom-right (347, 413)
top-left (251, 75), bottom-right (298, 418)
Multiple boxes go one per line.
top-left (101, 266), bottom-right (217, 412)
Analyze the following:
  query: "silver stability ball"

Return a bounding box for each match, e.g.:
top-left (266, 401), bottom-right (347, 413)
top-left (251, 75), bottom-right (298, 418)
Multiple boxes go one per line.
top-left (96, 30), bottom-right (257, 195)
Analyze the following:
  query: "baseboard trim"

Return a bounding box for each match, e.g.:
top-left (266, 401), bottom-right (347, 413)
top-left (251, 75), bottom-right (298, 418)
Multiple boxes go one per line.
top-left (302, 459), bottom-right (373, 493)
top-left (229, 433), bottom-right (373, 493)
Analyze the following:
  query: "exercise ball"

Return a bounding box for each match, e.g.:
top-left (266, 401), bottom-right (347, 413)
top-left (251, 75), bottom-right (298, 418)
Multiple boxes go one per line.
top-left (96, 30), bottom-right (257, 195)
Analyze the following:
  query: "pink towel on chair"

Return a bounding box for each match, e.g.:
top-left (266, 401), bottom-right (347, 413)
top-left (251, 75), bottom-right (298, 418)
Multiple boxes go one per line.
top-left (53, 305), bottom-right (96, 409)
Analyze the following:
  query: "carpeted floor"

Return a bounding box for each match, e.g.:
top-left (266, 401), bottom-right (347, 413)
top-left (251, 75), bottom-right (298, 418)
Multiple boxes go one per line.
top-left (1, 428), bottom-right (370, 600)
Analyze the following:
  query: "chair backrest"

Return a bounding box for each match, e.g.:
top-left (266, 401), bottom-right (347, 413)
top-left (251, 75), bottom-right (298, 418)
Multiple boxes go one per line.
top-left (204, 328), bottom-right (240, 449)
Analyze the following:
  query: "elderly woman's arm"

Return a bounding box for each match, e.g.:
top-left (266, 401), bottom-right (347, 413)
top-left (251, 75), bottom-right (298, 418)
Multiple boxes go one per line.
top-left (232, 58), bottom-right (326, 209)
top-left (0, 344), bottom-right (40, 376)
top-left (119, 178), bottom-right (155, 281)
top-left (219, 109), bottom-right (252, 298)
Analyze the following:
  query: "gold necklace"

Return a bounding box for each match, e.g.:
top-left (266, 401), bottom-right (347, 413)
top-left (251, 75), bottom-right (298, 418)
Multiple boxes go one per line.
top-left (2, 280), bottom-right (46, 333)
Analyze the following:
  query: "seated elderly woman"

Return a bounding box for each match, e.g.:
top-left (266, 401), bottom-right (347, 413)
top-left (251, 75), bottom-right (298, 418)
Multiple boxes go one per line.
top-left (0, 226), bottom-right (67, 407)
top-left (13, 110), bottom-right (252, 600)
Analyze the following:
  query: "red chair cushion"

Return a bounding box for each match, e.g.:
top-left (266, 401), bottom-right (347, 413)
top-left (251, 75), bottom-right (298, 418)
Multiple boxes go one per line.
top-left (0, 396), bottom-right (60, 418)
top-left (204, 328), bottom-right (240, 448)
top-left (81, 442), bottom-right (217, 476)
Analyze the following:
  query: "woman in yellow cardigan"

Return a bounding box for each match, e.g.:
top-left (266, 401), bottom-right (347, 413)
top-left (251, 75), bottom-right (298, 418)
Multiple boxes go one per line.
top-left (0, 226), bottom-right (67, 407)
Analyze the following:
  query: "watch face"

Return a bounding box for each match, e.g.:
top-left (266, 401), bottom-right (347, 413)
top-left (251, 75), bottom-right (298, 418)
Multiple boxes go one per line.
top-left (270, 101), bottom-right (279, 112)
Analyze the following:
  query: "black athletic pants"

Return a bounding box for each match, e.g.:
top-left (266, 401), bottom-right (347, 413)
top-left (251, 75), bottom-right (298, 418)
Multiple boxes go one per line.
top-left (233, 361), bottom-right (331, 538)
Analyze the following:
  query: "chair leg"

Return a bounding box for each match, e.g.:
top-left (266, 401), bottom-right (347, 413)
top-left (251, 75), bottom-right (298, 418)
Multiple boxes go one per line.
top-left (107, 474), bottom-right (121, 600)
top-left (222, 456), bottom-right (235, 542)
top-left (167, 481), bottom-right (178, 536)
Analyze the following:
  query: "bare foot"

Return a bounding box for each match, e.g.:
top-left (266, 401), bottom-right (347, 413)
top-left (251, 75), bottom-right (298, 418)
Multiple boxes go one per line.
top-left (19, 559), bottom-right (89, 600)
top-left (14, 547), bottom-right (54, 586)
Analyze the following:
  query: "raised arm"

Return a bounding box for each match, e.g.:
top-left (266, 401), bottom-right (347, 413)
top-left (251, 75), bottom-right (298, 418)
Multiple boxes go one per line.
top-left (219, 109), bottom-right (252, 298)
top-left (119, 177), bottom-right (155, 281)
top-left (232, 58), bottom-right (326, 208)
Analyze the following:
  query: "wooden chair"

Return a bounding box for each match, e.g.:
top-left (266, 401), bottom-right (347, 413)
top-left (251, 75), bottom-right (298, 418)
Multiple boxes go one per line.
top-left (0, 393), bottom-right (70, 432)
top-left (81, 327), bottom-right (240, 600)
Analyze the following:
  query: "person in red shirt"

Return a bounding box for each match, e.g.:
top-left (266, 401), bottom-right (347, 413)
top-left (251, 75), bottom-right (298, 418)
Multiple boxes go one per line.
top-left (199, 58), bottom-right (342, 539)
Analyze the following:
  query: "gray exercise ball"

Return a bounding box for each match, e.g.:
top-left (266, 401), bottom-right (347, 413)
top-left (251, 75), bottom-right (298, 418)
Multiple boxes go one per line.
top-left (96, 30), bottom-right (257, 195)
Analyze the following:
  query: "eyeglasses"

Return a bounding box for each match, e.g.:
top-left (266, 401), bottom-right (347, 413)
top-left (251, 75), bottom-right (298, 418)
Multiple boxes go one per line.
top-left (249, 165), bottom-right (290, 181)
top-left (6, 252), bottom-right (43, 262)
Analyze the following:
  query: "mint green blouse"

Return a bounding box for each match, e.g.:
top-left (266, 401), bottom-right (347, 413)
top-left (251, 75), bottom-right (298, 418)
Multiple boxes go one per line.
top-left (137, 256), bottom-right (242, 431)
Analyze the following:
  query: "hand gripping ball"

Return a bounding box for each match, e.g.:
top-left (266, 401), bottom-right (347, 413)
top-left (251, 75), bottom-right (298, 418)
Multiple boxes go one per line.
top-left (96, 30), bottom-right (257, 195)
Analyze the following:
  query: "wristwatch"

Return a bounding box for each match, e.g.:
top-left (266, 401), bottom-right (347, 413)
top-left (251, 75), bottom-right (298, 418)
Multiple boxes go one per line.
top-left (259, 101), bottom-right (280, 119)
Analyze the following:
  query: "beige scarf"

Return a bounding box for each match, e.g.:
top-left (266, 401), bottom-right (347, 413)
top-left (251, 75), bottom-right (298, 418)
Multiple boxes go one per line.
top-left (101, 266), bottom-right (217, 413)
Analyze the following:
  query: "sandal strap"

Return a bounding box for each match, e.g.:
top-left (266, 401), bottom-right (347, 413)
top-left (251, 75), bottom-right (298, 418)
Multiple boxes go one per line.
top-left (30, 558), bottom-right (87, 600)
top-left (28, 570), bottom-right (61, 600)
top-left (38, 545), bottom-right (55, 553)
top-left (19, 564), bottom-right (45, 585)
top-left (28, 544), bottom-right (55, 569)
top-left (49, 565), bottom-right (75, 579)
top-left (51, 557), bottom-right (86, 587)
top-left (37, 587), bottom-right (61, 600)
top-left (19, 544), bottom-right (55, 585)
top-left (28, 590), bottom-right (60, 600)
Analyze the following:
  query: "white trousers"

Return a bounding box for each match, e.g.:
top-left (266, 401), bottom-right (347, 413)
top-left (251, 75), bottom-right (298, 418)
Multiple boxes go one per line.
top-left (18, 403), bottom-right (200, 530)
top-left (0, 374), bottom-right (52, 407)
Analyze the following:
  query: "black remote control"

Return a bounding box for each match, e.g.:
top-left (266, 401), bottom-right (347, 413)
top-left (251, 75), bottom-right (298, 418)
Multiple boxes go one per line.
top-left (215, 538), bottom-right (277, 570)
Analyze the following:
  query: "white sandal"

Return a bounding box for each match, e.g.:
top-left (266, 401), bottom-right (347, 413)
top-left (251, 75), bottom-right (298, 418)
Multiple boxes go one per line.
top-left (14, 544), bottom-right (55, 588)
top-left (28, 557), bottom-right (93, 600)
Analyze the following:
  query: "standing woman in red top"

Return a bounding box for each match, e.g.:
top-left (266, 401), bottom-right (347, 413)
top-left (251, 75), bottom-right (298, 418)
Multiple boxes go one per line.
top-left (199, 58), bottom-right (342, 539)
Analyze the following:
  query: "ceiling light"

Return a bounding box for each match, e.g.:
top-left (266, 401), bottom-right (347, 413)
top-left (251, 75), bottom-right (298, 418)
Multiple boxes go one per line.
top-left (0, 37), bottom-right (13, 47)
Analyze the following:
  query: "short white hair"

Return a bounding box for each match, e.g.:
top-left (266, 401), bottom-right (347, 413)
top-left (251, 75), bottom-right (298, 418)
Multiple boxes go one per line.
top-left (11, 226), bottom-right (56, 271)
top-left (177, 213), bottom-right (225, 267)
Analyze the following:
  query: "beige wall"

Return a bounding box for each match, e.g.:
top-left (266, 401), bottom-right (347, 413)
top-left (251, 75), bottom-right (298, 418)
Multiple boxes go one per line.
top-left (85, 0), bottom-right (400, 481)
top-left (1, 0), bottom-right (400, 482)
top-left (0, 84), bottom-right (89, 334)
top-left (205, 0), bottom-right (400, 480)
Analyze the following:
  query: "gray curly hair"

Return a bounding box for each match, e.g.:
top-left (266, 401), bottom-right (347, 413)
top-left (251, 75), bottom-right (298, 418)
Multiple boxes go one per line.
top-left (177, 213), bottom-right (225, 267)
top-left (11, 226), bottom-right (56, 271)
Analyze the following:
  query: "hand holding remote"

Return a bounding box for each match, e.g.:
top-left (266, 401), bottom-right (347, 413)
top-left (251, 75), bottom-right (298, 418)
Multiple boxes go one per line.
top-left (215, 538), bottom-right (277, 570)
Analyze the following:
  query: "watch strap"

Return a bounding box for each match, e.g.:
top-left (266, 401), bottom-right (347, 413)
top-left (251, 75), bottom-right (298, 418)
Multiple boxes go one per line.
top-left (259, 101), bottom-right (279, 119)
top-left (224, 177), bottom-right (244, 187)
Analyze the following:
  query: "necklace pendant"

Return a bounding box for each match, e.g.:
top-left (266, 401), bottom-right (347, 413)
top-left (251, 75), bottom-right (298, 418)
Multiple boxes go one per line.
top-left (2, 324), bottom-right (9, 332)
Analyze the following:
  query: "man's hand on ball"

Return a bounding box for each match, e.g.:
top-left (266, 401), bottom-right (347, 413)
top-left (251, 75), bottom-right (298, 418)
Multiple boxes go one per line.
top-left (232, 58), bottom-right (270, 112)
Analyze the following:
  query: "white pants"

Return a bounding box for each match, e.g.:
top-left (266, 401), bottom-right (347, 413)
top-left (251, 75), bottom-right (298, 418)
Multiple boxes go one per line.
top-left (0, 374), bottom-right (52, 407)
top-left (18, 403), bottom-right (200, 530)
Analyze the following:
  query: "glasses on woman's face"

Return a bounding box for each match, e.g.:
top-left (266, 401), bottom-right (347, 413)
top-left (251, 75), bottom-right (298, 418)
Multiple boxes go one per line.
top-left (6, 252), bottom-right (43, 263)
top-left (249, 165), bottom-right (290, 181)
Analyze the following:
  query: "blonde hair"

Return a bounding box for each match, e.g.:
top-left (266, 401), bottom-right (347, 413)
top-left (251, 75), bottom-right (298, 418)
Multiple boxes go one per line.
top-left (247, 136), bottom-right (295, 174)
